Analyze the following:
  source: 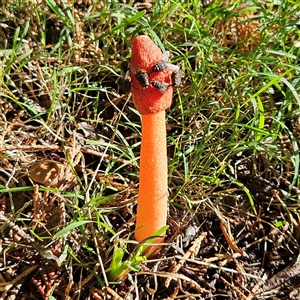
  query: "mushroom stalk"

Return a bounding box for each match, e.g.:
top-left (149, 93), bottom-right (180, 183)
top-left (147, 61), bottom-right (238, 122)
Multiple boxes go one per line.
top-left (135, 111), bottom-right (168, 243)
top-left (129, 35), bottom-right (176, 256)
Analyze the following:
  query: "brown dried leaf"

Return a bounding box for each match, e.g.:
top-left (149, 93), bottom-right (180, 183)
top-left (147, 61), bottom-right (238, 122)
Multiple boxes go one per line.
top-left (29, 160), bottom-right (64, 188)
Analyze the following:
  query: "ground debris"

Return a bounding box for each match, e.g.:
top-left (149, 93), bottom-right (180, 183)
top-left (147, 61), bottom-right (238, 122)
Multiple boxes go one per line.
top-left (251, 261), bottom-right (300, 298)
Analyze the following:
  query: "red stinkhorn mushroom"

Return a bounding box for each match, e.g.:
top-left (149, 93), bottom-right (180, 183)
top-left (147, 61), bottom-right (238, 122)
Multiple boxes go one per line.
top-left (129, 35), bottom-right (174, 255)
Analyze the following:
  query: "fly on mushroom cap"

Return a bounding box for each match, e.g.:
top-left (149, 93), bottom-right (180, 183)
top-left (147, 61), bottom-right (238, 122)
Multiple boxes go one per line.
top-left (152, 51), bottom-right (170, 72)
top-left (136, 69), bottom-right (150, 88)
top-left (151, 80), bottom-right (169, 93)
top-left (152, 51), bottom-right (182, 87)
top-left (130, 35), bottom-right (173, 115)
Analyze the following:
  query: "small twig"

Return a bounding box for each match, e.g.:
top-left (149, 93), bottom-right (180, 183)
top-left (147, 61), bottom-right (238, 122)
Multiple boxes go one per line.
top-left (106, 286), bottom-right (124, 300)
top-left (0, 145), bottom-right (60, 152)
top-left (251, 262), bottom-right (300, 298)
top-left (175, 256), bottom-right (263, 280)
top-left (164, 232), bottom-right (207, 288)
top-left (0, 215), bottom-right (34, 243)
top-left (89, 287), bottom-right (105, 300)
top-left (0, 144), bottom-right (134, 167)
top-left (89, 286), bottom-right (124, 300)
top-left (0, 215), bottom-right (61, 266)
top-left (138, 270), bottom-right (209, 294)
top-left (0, 265), bottom-right (37, 298)
top-left (219, 275), bottom-right (248, 300)
top-left (220, 221), bottom-right (246, 257)
top-left (207, 200), bottom-right (246, 257)
top-left (77, 263), bottom-right (100, 290)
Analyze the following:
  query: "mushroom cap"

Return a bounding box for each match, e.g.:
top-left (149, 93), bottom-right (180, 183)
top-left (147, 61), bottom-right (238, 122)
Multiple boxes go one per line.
top-left (130, 35), bottom-right (173, 115)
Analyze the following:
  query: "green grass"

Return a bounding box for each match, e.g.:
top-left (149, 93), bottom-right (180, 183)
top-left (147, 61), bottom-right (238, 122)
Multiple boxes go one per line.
top-left (0, 0), bottom-right (300, 298)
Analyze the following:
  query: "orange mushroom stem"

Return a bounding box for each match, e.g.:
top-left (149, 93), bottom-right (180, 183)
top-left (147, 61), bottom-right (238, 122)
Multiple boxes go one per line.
top-left (129, 35), bottom-right (174, 256)
top-left (135, 111), bottom-right (168, 244)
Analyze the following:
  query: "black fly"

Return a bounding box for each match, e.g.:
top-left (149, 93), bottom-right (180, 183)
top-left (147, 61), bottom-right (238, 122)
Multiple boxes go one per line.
top-left (152, 51), bottom-right (182, 87)
top-left (121, 62), bottom-right (150, 91)
top-left (136, 69), bottom-right (150, 88)
top-left (152, 61), bottom-right (166, 72)
top-left (151, 80), bottom-right (169, 93)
